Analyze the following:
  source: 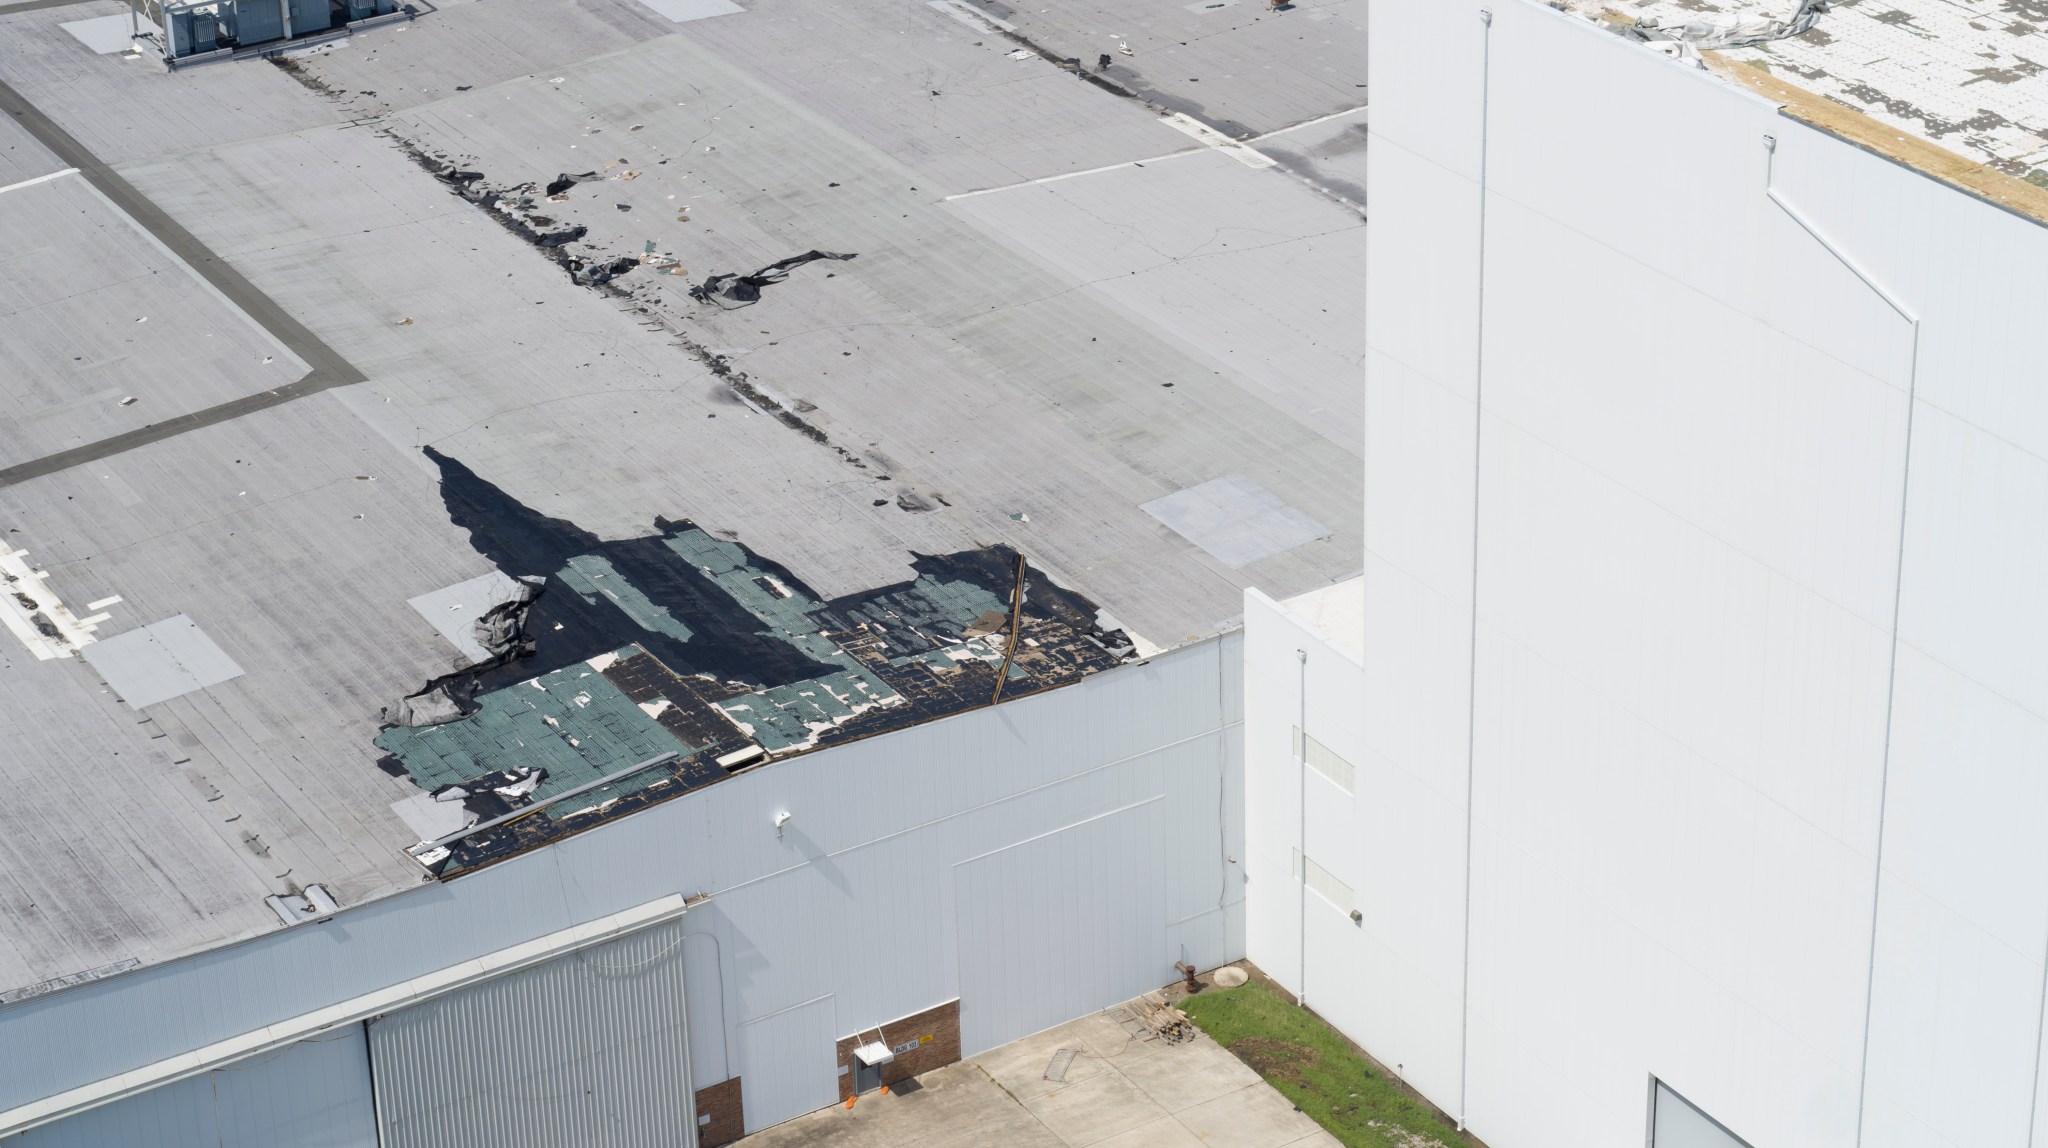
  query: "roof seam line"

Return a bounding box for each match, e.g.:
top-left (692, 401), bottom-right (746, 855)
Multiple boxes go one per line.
top-left (0, 77), bottom-right (368, 488)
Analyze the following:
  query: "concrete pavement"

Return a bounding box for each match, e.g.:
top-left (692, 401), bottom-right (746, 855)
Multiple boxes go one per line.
top-left (737, 997), bottom-right (1340, 1148)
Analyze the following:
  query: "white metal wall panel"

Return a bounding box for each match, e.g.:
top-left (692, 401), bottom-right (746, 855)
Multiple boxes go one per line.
top-left (1861, 645), bottom-right (2048, 1147)
top-left (1244, 588), bottom-right (1465, 1109)
top-left (681, 932), bottom-right (730, 1088)
top-left (1897, 403), bottom-right (2048, 723)
top-left (1361, 0), bottom-right (1484, 400)
top-left (1165, 710), bottom-right (1246, 976)
top-left (1358, 349), bottom-right (1479, 804)
top-left (3, 635), bottom-right (1241, 1140)
top-left (368, 918), bottom-right (693, 1148)
top-left (1326, 1), bottom-right (2048, 1146)
top-left (735, 996), bottom-right (836, 1133)
top-left (12, 1027), bottom-right (374, 1148)
top-left (955, 799), bottom-right (1167, 1055)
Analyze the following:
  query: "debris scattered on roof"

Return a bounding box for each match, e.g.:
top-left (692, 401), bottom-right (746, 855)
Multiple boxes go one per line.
top-left (378, 449), bottom-right (1136, 876)
top-left (1566, 0), bottom-right (2048, 182)
top-left (0, 542), bottom-right (116, 661)
top-left (1633, 0), bottom-right (1829, 53)
top-left (394, 141), bottom-right (656, 288)
top-left (690, 250), bottom-right (859, 309)
top-left (264, 884), bottom-right (340, 926)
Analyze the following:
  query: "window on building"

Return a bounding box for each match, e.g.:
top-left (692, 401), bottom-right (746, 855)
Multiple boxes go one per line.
top-left (1290, 847), bottom-right (1355, 915)
top-left (1650, 1081), bottom-right (1751, 1148)
top-left (1291, 726), bottom-right (1355, 794)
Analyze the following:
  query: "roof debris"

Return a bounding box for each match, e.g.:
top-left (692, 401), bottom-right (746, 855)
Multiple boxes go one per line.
top-left (689, 251), bottom-right (859, 309)
top-left (377, 449), bottom-right (1136, 876)
top-left (1563, 0), bottom-right (2048, 183)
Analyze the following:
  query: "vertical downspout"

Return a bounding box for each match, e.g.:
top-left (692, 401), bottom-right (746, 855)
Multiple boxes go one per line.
top-left (2031, 897), bottom-right (2048, 1147)
top-left (1298, 647), bottom-right (1309, 1009)
top-left (1219, 635), bottom-right (1231, 917)
top-left (1458, 6), bottom-right (1494, 1135)
top-left (364, 1019), bottom-right (385, 1146)
top-left (1762, 135), bottom-right (1919, 1148)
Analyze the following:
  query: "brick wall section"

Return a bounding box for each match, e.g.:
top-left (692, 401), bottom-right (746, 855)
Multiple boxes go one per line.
top-left (834, 999), bottom-right (962, 1102)
top-left (694, 1077), bottom-right (743, 1147)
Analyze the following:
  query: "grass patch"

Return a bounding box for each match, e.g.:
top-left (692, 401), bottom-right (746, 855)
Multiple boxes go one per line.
top-left (1180, 973), bottom-right (1469, 1148)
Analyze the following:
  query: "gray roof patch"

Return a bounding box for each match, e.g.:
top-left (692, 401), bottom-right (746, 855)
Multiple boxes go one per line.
top-left (80, 614), bottom-right (245, 708)
top-left (1141, 473), bottom-right (1333, 569)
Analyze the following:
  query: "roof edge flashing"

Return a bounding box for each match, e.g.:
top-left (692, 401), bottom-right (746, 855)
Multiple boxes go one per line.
top-left (1706, 51), bottom-right (2048, 229)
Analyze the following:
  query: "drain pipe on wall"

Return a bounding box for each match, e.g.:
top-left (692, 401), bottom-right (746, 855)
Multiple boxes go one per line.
top-left (1763, 133), bottom-right (1923, 1148)
top-left (1297, 646), bottom-right (1308, 1010)
top-left (1458, 7), bottom-right (1494, 1135)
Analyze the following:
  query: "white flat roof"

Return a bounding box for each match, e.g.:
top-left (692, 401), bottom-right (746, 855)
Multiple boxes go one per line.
top-left (1282, 576), bottom-right (1362, 662)
top-left (1567, 0), bottom-right (2048, 179)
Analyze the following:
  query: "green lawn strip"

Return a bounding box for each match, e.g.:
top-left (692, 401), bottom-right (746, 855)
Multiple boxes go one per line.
top-left (1180, 976), bottom-right (1466, 1148)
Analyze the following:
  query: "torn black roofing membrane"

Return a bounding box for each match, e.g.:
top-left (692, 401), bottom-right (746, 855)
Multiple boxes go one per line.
top-left (395, 139), bottom-right (871, 303)
top-left (380, 449), bottom-right (1135, 877)
top-left (393, 141), bottom-right (675, 288)
top-left (689, 250), bottom-right (857, 309)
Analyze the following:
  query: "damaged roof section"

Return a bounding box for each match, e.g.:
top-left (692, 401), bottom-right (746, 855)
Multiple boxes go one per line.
top-left (381, 449), bottom-right (1134, 877)
top-left (1565, 0), bottom-right (2048, 184)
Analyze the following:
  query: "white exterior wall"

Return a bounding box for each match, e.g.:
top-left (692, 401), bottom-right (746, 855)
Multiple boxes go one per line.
top-left (1243, 3), bottom-right (2048, 1147)
top-left (1, 633), bottom-right (1244, 1142)
top-left (1244, 586), bottom-right (1470, 1108)
top-left (956, 798), bottom-right (1169, 1054)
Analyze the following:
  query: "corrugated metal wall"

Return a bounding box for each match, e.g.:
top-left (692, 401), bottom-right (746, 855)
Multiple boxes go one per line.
top-left (368, 917), bottom-right (694, 1148)
top-left (8, 1026), bottom-right (375, 1148)
top-left (955, 799), bottom-right (1167, 1055)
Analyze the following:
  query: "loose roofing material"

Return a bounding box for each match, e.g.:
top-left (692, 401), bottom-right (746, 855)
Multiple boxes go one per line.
top-left (1565, 0), bottom-right (2048, 181)
top-left (0, 0), bottom-right (1363, 993)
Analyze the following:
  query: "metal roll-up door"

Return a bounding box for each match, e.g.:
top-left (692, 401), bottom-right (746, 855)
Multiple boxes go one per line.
top-left (369, 917), bottom-right (695, 1148)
